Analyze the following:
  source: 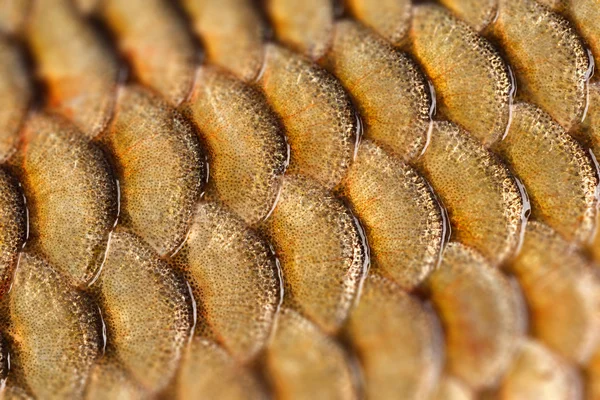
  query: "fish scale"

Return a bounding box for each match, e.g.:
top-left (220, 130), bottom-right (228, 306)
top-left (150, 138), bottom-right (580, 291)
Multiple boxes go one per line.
top-left (0, 0), bottom-right (598, 399)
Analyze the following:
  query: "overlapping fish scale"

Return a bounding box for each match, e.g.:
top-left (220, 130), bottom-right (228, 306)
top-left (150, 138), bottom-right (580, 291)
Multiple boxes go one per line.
top-left (486, 0), bottom-right (592, 132)
top-left (263, 307), bottom-right (359, 399)
top-left (0, 0), bottom-right (598, 398)
top-left (534, 0), bottom-right (600, 74)
top-left (173, 337), bottom-right (267, 400)
top-left (494, 102), bottom-right (598, 246)
top-left (324, 19), bottom-right (432, 162)
top-left (415, 121), bottom-right (525, 267)
top-left (345, 0), bottom-right (412, 47)
top-left (409, 4), bottom-right (513, 147)
top-left (345, 272), bottom-right (442, 399)
top-left (341, 139), bottom-right (445, 289)
top-left (25, 0), bottom-right (119, 138)
top-left (182, 65), bottom-right (289, 226)
top-left (260, 174), bottom-right (368, 334)
top-left (266, 0), bottom-right (334, 60)
top-left (97, 0), bottom-right (197, 105)
top-left (92, 229), bottom-right (194, 395)
top-left (489, 338), bottom-right (583, 399)
top-left (171, 201), bottom-right (281, 363)
top-left (258, 43), bottom-right (358, 190)
top-left (3, 251), bottom-right (103, 399)
top-left (0, 36), bottom-right (31, 162)
top-left (13, 113), bottom-right (119, 287)
top-left (426, 242), bottom-right (524, 391)
top-left (181, 0), bottom-right (265, 82)
top-left (99, 84), bottom-right (206, 257)
top-left (507, 221), bottom-right (600, 364)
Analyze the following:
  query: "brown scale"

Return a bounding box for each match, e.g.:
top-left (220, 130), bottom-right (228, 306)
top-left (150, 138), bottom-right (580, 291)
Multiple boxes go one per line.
top-left (173, 337), bottom-right (266, 400)
top-left (341, 139), bottom-right (445, 289)
top-left (98, 0), bottom-right (197, 105)
top-left (345, 273), bottom-right (442, 399)
top-left (409, 4), bottom-right (513, 147)
top-left (182, 65), bottom-right (289, 226)
top-left (14, 113), bottom-right (118, 287)
top-left (486, 0), bottom-right (592, 131)
top-left (493, 102), bottom-right (598, 246)
top-left (181, 0), bottom-right (265, 82)
top-left (25, 0), bottom-right (119, 138)
top-left (416, 121), bottom-right (525, 267)
top-left (92, 229), bottom-right (194, 395)
top-left (0, 168), bottom-right (26, 297)
top-left (344, 0), bottom-right (411, 47)
top-left (534, 0), bottom-right (600, 75)
top-left (565, 0), bottom-right (600, 76)
top-left (83, 354), bottom-right (148, 400)
top-left (507, 221), bottom-right (600, 365)
top-left (264, 307), bottom-right (358, 400)
top-left (3, 251), bottom-right (103, 400)
top-left (258, 43), bottom-right (358, 190)
top-left (265, 0), bottom-right (334, 60)
top-left (324, 20), bottom-right (432, 161)
top-left (2, 0), bottom-right (600, 397)
top-left (426, 242), bottom-right (523, 391)
top-left (171, 201), bottom-right (281, 363)
top-left (260, 174), bottom-right (368, 334)
top-left (100, 85), bottom-right (206, 257)
top-left (438, 0), bottom-right (498, 32)
top-left (0, 37), bottom-right (31, 162)
top-left (487, 338), bottom-right (583, 400)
